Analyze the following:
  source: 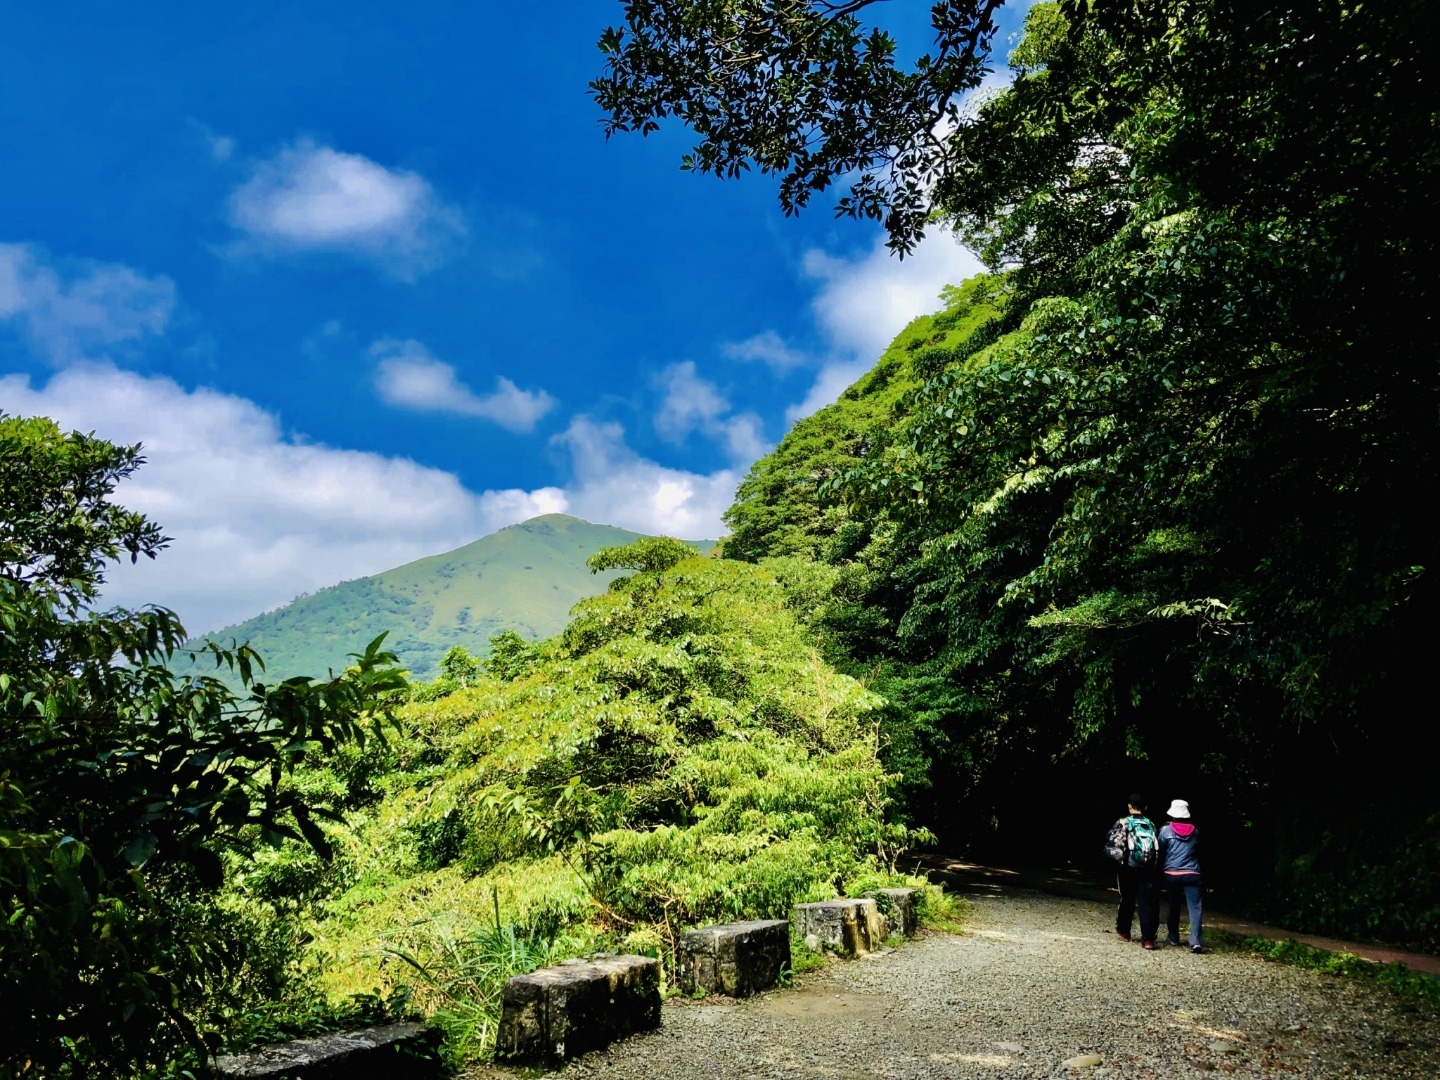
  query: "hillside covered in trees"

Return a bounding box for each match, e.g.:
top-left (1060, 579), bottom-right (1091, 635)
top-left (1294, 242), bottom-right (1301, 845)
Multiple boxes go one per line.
top-left (597, 0), bottom-right (1437, 946)
top-left (181, 515), bottom-right (716, 683)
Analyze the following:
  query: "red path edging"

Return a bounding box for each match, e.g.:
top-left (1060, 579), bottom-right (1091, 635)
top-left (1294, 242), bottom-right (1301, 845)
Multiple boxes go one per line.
top-left (915, 856), bottom-right (1440, 978)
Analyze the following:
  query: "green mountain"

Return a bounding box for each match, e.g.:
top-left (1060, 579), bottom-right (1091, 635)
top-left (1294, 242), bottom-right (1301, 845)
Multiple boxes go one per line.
top-left (184, 514), bottom-right (715, 683)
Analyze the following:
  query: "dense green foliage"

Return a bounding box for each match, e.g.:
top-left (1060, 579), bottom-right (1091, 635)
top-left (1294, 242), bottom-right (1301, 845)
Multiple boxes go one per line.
top-left (725, 274), bottom-right (1006, 565)
top-left (0, 414), bottom-right (404, 1076)
top-left (864, 1), bottom-right (1434, 944)
top-left (724, 277), bottom-right (1012, 826)
top-left (241, 541), bottom-right (929, 1060)
top-left (1, 417), bottom-right (930, 1072)
top-left (602, 1), bottom-right (1439, 948)
top-left (869, 0), bottom-right (1434, 737)
top-left (182, 515), bottom-right (714, 684)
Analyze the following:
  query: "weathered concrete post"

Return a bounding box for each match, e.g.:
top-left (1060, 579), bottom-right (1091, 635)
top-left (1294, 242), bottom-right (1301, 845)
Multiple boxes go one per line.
top-left (675, 919), bottom-right (791, 997)
top-left (210, 1023), bottom-right (442, 1079)
top-left (496, 954), bottom-right (661, 1063)
top-left (874, 887), bottom-right (920, 939)
top-left (792, 898), bottom-right (885, 956)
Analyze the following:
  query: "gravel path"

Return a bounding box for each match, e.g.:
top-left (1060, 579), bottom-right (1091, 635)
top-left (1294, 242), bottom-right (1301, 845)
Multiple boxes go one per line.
top-left (473, 883), bottom-right (1440, 1079)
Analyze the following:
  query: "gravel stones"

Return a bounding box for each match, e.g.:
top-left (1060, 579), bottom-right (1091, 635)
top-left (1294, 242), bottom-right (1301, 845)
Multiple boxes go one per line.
top-left (466, 887), bottom-right (1440, 1079)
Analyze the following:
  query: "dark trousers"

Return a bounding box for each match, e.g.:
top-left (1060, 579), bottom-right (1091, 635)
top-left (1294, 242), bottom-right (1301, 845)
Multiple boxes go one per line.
top-left (1116, 867), bottom-right (1160, 942)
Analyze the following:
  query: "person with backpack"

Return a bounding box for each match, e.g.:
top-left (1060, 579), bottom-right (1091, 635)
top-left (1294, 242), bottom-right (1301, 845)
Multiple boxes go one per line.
top-left (1159, 798), bottom-right (1204, 953)
top-left (1105, 793), bottom-right (1161, 948)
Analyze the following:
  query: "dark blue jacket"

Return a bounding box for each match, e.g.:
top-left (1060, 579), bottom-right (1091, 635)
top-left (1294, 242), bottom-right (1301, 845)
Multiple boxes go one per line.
top-left (1159, 822), bottom-right (1201, 875)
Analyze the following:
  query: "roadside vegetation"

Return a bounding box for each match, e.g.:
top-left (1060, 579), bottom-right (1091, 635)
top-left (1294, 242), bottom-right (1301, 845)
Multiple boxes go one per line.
top-left (1, 421), bottom-right (928, 1073)
top-left (1215, 933), bottom-right (1440, 1015)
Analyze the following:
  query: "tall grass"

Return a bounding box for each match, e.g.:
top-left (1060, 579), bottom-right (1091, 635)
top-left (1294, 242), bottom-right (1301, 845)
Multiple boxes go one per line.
top-left (383, 893), bottom-right (578, 1062)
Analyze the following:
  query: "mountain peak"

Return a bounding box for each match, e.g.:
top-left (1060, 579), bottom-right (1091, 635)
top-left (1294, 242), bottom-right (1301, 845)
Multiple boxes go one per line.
top-left (508, 513), bottom-right (596, 531)
top-left (182, 516), bottom-right (711, 683)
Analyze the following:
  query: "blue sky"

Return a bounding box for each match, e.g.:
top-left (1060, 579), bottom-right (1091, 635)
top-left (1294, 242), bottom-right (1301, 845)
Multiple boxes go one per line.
top-left (2, 1), bottom-right (1030, 634)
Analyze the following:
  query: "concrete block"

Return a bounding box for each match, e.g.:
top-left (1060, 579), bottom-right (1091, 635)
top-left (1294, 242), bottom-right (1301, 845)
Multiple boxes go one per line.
top-left (496, 953), bottom-right (661, 1063)
top-left (793, 898), bottom-right (885, 956)
top-left (675, 919), bottom-right (791, 997)
top-left (211, 1022), bottom-right (441, 1079)
top-left (875, 887), bottom-right (920, 938)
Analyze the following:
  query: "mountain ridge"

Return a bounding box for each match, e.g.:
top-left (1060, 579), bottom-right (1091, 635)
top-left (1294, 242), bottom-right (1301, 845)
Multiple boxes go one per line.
top-left (184, 513), bottom-right (716, 682)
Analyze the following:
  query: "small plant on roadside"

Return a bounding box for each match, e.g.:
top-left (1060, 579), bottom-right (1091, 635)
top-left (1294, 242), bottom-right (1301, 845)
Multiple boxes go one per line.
top-left (786, 928), bottom-right (833, 976)
top-left (917, 885), bottom-right (967, 933)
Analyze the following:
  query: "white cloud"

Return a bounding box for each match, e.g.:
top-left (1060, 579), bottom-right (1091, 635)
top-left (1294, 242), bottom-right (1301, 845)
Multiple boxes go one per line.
top-left (0, 243), bottom-right (176, 363)
top-left (1, 366), bottom-right (734, 635)
top-left (371, 338), bottom-right (555, 432)
top-left (0, 245), bottom-right (733, 639)
top-left (655, 360), bottom-right (729, 439)
top-left (0, 364), bottom-right (565, 635)
top-left (718, 412), bottom-right (768, 465)
top-left (554, 416), bottom-right (738, 540)
top-left (804, 226), bottom-right (983, 362)
top-left (655, 361), bottom-right (769, 464)
top-left (784, 358), bottom-right (874, 425)
top-left (722, 330), bottom-right (811, 372)
top-left (787, 226), bottom-right (984, 421)
top-left (228, 140), bottom-right (463, 275)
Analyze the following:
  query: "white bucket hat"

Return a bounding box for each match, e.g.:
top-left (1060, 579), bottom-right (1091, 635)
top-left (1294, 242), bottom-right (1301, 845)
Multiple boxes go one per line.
top-left (1166, 799), bottom-right (1191, 820)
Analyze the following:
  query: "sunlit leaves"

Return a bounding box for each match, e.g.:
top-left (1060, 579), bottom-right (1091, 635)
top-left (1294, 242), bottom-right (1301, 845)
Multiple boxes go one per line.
top-left (392, 542), bottom-right (895, 951)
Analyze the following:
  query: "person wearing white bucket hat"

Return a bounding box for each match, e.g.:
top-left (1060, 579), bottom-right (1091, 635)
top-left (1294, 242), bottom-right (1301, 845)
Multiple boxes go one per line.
top-left (1159, 799), bottom-right (1204, 952)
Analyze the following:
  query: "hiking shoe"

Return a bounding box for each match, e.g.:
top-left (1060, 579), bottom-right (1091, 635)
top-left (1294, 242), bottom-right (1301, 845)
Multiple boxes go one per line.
top-left (1141, 940), bottom-right (1155, 950)
top-left (1166, 938), bottom-right (1182, 947)
top-left (1116, 930), bottom-right (1132, 941)
top-left (1191, 945), bottom-right (1203, 954)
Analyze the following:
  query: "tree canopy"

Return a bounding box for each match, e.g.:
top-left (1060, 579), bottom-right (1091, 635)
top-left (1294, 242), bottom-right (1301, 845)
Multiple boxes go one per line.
top-left (0, 414), bottom-right (404, 1075)
top-left (592, 0), bottom-right (1007, 252)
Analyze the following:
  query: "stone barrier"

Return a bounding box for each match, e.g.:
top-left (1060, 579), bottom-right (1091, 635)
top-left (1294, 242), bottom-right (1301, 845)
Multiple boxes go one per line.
top-left (793, 898), bottom-right (886, 956)
top-left (497, 953), bottom-right (661, 1063)
top-left (675, 918), bottom-right (791, 997)
top-left (875, 887), bottom-right (920, 939)
top-left (210, 1022), bottom-right (442, 1079)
